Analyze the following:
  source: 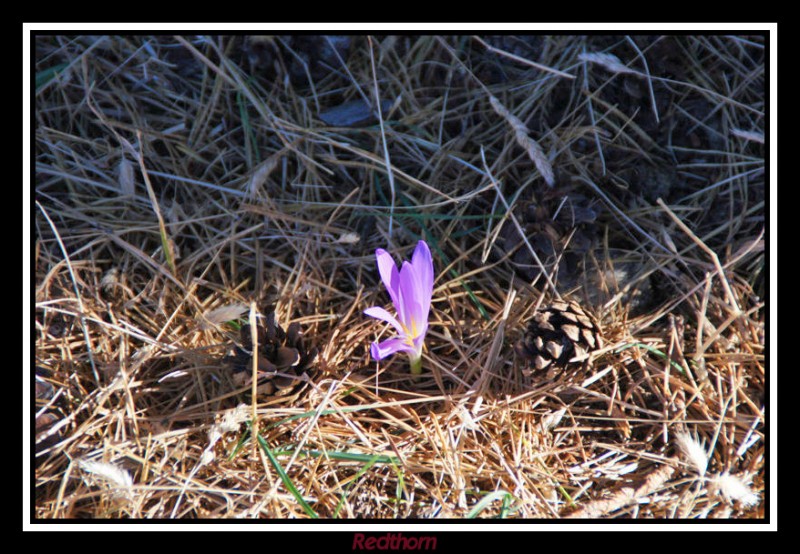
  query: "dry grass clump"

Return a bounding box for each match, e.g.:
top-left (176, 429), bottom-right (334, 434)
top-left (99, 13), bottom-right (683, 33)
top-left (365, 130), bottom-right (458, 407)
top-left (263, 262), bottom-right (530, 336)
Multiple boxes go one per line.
top-left (33, 35), bottom-right (765, 519)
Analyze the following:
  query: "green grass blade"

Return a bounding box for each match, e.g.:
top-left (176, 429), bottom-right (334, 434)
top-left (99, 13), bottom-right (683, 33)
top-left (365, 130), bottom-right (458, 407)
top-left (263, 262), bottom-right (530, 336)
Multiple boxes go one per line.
top-left (253, 426), bottom-right (319, 518)
top-left (263, 404), bottom-right (382, 431)
top-left (332, 454), bottom-right (383, 518)
top-left (272, 448), bottom-right (399, 465)
top-left (236, 89), bottom-right (260, 166)
top-left (393, 460), bottom-right (406, 504)
top-left (615, 342), bottom-right (688, 375)
top-left (36, 63), bottom-right (69, 91)
top-left (466, 490), bottom-right (514, 518)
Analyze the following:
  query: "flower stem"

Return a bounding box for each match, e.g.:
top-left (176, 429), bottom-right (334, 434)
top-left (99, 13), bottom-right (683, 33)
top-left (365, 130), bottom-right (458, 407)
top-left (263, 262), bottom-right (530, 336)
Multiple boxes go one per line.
top-left (410, 355), bottom-right (423, 375)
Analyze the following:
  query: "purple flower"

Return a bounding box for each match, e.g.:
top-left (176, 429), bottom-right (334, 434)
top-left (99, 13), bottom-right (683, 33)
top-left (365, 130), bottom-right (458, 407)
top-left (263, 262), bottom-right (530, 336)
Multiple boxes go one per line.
top-left (364, 240), bottom-right (434, 374)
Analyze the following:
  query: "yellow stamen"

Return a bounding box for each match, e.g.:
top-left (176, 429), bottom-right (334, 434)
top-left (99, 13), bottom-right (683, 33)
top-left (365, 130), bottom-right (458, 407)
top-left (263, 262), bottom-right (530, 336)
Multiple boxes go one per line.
top-left (401, 317), bottom-right (419, 347)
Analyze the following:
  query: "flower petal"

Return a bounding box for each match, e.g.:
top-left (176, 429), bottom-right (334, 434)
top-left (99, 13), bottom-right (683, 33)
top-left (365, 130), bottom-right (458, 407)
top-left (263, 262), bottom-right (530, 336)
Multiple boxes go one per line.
top-left (412, 240), bottom-right (434, 299)
top-left (410, 241), bottom-right (433, 323)
top-left (399, 260), bottom-right (424, 333)
top-left (370, 337), bottom-right (418, 361)
top-left (364, 306), bottom-right (404, 335)
top-left (411, 332), bottom-right (427, 354)
top-left (375, 249), bottom-right (401, 308)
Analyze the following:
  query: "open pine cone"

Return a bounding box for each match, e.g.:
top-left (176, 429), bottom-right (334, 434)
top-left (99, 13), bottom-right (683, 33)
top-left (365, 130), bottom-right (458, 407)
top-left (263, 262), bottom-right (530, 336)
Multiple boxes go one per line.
top-left (499, 189), bottom-right (600, 286)
top-left (224, 312), bottom-right (318, 397)
top-left (515, 300), bottom-right (603, 374)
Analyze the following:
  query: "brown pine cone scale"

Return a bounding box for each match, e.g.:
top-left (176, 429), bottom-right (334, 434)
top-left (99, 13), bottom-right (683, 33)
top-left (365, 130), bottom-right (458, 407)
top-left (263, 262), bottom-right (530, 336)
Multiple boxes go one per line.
top-left (225, 312), bottom-right (318, 397)
top-left (515, 300), bottom-right (603, 371)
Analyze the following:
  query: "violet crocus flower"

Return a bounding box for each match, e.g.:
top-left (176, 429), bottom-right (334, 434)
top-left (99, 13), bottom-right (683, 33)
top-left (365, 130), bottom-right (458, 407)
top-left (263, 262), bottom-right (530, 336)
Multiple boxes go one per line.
top-left (364, 240), bottom-right (434, 374)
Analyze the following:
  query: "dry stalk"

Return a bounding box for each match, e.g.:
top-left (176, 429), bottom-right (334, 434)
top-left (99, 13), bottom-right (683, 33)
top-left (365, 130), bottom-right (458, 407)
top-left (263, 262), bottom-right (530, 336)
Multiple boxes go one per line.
top-left (489, 95), bottom-right (555, 187)
top-left (566, 461), bottom-right (677, 518)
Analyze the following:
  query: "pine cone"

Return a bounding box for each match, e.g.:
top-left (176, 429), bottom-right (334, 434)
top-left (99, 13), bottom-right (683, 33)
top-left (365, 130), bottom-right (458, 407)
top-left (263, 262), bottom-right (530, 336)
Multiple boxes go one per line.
top-left (515, 300), bottom-right (603, 373)
top-left (225, 312), bottom-right (318, 397)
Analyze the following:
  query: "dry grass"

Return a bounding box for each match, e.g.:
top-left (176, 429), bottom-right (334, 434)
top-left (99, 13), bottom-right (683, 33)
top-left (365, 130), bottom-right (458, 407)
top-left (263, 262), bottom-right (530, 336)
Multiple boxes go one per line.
top-left (32, 35), bottom-right (765, 520)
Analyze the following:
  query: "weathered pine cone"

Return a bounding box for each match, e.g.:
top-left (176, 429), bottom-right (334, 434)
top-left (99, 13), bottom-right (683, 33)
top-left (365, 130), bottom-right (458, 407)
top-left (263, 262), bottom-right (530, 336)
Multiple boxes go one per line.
top-left (500, 191), bottom-right (600, 285)
top-left (515, 300), bottom-right (603, 372)
top-left (225, 312), bottom-right (318, 397)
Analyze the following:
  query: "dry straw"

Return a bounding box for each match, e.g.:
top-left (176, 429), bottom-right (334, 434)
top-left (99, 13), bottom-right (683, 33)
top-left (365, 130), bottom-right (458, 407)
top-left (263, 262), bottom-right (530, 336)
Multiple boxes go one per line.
top-left (33, 35), bottom-right (764, 520)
